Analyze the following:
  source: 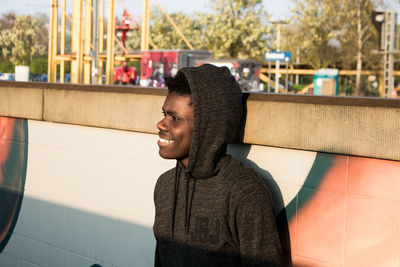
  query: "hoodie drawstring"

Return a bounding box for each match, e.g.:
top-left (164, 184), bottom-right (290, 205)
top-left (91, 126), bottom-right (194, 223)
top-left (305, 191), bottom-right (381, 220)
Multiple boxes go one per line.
top-left (171, 162), bottom-right (180, 239)
top-left (185, 171), bottom-right (196, 237)
top-left (171, 164), bottom-right (197, 239)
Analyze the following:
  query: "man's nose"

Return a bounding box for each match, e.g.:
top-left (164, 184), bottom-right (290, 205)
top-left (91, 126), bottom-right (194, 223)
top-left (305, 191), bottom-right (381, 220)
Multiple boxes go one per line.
top-left (156, 118), bottom-right (167, 131)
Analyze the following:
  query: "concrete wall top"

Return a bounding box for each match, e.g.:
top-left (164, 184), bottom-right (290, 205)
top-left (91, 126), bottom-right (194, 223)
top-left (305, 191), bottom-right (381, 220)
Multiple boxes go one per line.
top-left (1, 80), bottom-right (399, 161)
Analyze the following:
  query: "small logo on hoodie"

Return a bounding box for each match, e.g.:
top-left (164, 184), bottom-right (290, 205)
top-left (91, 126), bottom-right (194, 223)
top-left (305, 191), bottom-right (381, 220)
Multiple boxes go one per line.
top-left (189, 216), bottom-right (220, 245)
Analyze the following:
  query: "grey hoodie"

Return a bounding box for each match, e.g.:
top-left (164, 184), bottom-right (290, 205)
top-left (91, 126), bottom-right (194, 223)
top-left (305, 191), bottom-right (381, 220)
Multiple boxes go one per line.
top-left (153, 64), bottom-right (283, 266)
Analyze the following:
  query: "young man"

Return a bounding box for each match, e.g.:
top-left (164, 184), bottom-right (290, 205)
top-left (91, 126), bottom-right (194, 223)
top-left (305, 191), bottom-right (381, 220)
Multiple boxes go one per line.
top-left (154, 64), bottom-right (283, 266)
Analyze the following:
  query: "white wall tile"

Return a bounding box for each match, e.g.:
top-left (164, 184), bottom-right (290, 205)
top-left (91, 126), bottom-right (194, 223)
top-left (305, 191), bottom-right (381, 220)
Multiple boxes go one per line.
top-left (66, 124), bottom-right (94, 153)
top-left (64, 208), bottom-right (90, 256)
top-left (25, 143), bottom-right (45, 194)
top-left (116, 158), bottom-right (162, 227)
top-left (0, 252), bottom-right (18, 266)
top-left (228, 143), bottom-right (316, 186)
top-left (27, 121), bottom-right (46, 145)
top-left (15, 235), bottom-right (42, 266)
top-left (40, 200), bottom-right (65, 248)
top-left (64, 250), bottom-right (95, 267)
top-left (42, 146), bottom-right (67, 203)
top-left (65, 150), bottom-right (93, 209)
top-left (43, 122), bottom-right (68, 149)
top-left (90, 154), bottom-right (118, 214)
top-left (114, 220), bottom-right (154, 267)
top-left (39, 243), bottom-right (65, 267)
top-left (17, 259), bottom-right (40, 267)
top-left (13, 194), bottom-right (42, 241)
top-left (2, 232), bottom-right (23, 258)
top-left (91, 214), bottom-right (116, 264)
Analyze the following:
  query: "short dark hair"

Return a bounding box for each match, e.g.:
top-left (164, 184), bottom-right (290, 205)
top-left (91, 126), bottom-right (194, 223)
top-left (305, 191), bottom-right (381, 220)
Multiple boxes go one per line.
top-left (165, 72), bottom-right (191, 96)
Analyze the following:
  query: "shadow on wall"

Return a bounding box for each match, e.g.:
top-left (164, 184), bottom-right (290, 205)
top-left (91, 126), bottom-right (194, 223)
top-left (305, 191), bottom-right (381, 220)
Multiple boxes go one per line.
top-left (0, 195), bottom-right (155, 267)
top-left (227, 144), bottom-right (292, 267)
top-left (232, 93), bottom-right (292, 266)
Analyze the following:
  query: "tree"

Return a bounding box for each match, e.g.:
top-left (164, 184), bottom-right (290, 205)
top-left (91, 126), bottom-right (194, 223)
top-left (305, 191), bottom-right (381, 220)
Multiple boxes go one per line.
top-left (338, 0), bottom-right (382, 96)
top-left (150, 8), bottom-right (204, 50)
top-left (0, 15), bottom-right (46, 66)
top-left (0, 12), bottom-right (16, 31)
top-left (125, 8), bottom-right (204, 52)
top-left (0, 12), bottom-right (17, 70)
top-left (287, 0), bottom-right (343, 69)
top-left (30, 56), bottom-right (48, 75)
top-left (199, 0), bottom-right (269, 60)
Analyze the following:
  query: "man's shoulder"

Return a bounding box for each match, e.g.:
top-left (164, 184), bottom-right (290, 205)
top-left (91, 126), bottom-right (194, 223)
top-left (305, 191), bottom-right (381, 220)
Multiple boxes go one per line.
top-left (220, 155), bottom-right (263, 188)
top-left (221, 155), bottom-right (257, 178)
top-left (157, 167), bottom-right (175, 184)
top-left (154, 167), bottom-right (176, 201)
top-left (159, 167), bottom-right (175, 179)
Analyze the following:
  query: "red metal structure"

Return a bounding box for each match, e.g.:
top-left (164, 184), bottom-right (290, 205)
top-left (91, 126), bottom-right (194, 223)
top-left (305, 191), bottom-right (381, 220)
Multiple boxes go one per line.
top-left (113, 10), bottom-right (137, 84)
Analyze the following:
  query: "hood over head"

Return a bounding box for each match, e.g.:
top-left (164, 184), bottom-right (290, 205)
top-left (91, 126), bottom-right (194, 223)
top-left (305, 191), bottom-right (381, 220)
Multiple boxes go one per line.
top-left (177, 64), bottom-right (242, 178)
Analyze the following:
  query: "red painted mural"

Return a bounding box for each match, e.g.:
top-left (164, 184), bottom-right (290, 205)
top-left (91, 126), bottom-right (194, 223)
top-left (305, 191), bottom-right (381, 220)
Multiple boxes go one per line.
top-left (288, 154), bottom-right (400, 266)
top-left (0, 117), bottom-right (28, 252)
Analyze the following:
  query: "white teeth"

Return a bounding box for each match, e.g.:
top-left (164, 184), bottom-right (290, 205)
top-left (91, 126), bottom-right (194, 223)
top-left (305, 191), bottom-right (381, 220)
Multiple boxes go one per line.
top-left (159, 138), bottom-right (174, 144)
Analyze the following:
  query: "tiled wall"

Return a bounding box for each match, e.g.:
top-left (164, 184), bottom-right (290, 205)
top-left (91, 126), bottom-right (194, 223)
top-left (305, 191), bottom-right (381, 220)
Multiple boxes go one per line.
top-left (1, 118), bottom-right (174, 267)
top-left (1, 117), bottom-right (399, 267)
top-left (228, 145), bottom-right (400, 266)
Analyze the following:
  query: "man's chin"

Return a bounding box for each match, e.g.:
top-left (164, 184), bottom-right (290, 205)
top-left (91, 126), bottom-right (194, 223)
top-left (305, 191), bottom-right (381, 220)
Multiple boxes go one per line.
top-left (158, 151), bottom-right (175, 160)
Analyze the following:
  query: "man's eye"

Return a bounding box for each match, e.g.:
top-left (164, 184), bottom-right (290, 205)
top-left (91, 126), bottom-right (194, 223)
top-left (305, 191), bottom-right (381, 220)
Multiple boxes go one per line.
top-left (162, 111), bottom-right (166, 117)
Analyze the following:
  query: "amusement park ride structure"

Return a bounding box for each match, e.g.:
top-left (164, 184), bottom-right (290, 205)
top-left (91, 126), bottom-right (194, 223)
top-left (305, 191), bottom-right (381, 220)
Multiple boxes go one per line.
top-left (47, 0), bottom-right (196, 85)
top-left (48, 0), bottom-right (150, 85)
top-left (48, 0), bottom-right (400, 97)
top-left (113, 9), bottom-right (137, 84)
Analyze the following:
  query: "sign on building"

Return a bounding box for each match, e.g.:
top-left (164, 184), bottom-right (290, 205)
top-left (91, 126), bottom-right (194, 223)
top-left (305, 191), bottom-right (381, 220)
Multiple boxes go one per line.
top-left (264, 51), bottom-right (292, 62)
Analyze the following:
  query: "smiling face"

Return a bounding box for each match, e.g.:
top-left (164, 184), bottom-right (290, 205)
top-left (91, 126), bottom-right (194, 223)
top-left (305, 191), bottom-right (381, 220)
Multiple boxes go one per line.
top-left (156, 92), bottom-right (194, 167)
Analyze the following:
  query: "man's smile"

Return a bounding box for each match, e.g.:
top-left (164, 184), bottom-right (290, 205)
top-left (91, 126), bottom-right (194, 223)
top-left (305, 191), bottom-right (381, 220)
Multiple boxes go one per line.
top-left (158, 137), bottom-right (175, 145)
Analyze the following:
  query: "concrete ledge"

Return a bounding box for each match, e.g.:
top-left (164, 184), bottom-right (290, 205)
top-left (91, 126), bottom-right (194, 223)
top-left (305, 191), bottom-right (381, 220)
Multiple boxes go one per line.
top-left (1, 81), bottom-right (399, 161)
top-left (244, 98), bottom-right (400, 161)
top-left (44, 88), bottom-right (166, 134)
top-left (0, 83), bottom-right (43, 120)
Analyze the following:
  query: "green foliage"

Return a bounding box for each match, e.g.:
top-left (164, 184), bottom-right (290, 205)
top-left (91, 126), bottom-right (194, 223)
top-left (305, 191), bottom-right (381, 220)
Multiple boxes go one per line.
top-left (0, 60), bottom-right (14, 73)
top-left (199, 0), bottom-right (269, 60)
top-left (336, 0), bottom-right (382, 68)
top-left (0, 14), bottom-right (47, 66)
top-left (127, 0), bottom-right (270, 61)
top-left (149, 9), bottom-right (204, 50)
top-left (30, 56), bottom-right (48, 75)
top-left (282, 0), bottom-right (383, 70)
top-left (284, 0), bottom-right (344, 69)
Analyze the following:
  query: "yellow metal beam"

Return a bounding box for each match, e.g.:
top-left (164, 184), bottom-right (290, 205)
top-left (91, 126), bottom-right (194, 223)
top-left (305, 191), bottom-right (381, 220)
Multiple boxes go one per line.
top-left (55, 55), bottom-right (76, 61)
top-left (141, 0), bottom-right (149, 51)
top-left (47, 0), bottom-right (53, 82)
top-left (71, 0), bottom-right (83, 83)
top-left (60, 0), bottom-right (66, 83)
top-left (261, 68), bottom-right (400, 77)
top-left (48, 0), bottom-right (58, 83)
top-left (154, 0), bottom-right (194, 50)
top-left (84, 0), bottom-right (93, 84)
top-left (106, 0), bottom-right (115, 84)
top-left (115, 34), bottom-right (129, 55)
top-left (98, 0), bottom-right (105, 84)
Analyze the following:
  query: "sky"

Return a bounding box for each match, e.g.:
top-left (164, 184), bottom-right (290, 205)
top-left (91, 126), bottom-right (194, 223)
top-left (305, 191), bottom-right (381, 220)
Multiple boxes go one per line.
top-left (0, 0), bottom-right (294, 20)
top-left (1, 0), bottom-right (398, 24)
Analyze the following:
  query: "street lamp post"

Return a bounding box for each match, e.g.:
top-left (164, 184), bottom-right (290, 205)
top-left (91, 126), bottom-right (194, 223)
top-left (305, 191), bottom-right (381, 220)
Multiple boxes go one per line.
top-left (275, 23), bottom-right (281, 93)
top-left (270, 18), bottom-right (288, 93)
